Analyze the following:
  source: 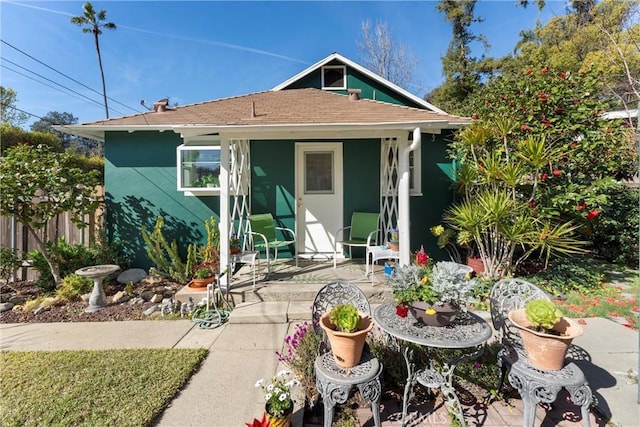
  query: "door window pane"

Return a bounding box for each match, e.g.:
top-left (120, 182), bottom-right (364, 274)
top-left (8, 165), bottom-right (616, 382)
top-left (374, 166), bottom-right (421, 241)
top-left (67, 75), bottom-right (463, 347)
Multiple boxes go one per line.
top-left (305, 152), bottom-right (333, 194)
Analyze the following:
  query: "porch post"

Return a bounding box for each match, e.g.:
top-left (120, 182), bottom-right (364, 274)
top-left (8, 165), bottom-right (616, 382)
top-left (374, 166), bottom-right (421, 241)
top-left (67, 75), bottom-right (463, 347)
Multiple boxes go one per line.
top-left (398, 128), bottom-right (421, 266)
top-left (219, 137), bottom-right (230, 288)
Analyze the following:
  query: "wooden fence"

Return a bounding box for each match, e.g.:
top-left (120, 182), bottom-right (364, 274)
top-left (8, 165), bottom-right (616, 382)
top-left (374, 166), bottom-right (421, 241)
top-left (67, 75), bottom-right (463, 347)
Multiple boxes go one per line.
top-left (0, 188), bottom-right (104, 282)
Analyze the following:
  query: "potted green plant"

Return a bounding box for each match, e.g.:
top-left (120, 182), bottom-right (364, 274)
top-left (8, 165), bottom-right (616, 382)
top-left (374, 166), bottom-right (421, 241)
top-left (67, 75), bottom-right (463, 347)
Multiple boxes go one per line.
top-left (255, 370), bottom-right (299, 426)
top-left (319, 304), bottom-right (373, 368)
top-left (388, 227), bottom-right (399, 251)
top-left (508, 298), bottom-right (584, 370)
top-left (230, 235), bottom-right (241, 254)
top-left (190, 266), bottom-right (215, 288)
top-left (388, 256), bottom-right (476, 326)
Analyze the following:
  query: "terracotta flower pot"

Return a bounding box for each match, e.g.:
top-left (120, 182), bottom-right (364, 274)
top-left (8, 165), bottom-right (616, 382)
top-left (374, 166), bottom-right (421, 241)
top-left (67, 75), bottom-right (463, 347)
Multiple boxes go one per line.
top-left (466, 256), bottom-right (484, 274)
top-left (319, 311), bottom-right (373, 368)
top-left (409, 301), bottom-right (458, 327)
top-left (508, 308), bottom-right (583, 370)
top-left (189, 276), bottom-right (214, 289)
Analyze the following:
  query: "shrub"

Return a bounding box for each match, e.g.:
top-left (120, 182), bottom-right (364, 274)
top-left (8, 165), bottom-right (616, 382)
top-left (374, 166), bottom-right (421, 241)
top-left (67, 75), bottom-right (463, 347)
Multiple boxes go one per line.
top-left (57, 274), bottom-right (93, 301)
top-left (29, 238), bottom-right (97, 291)
top-left (0, 247), bottom-right (23, 284)
top-left (524, 257), bottom-right (605, 296)
top-left (588, 182), bottom-right (639, 266)
top-left (276, 322), bottom-right (323, 404)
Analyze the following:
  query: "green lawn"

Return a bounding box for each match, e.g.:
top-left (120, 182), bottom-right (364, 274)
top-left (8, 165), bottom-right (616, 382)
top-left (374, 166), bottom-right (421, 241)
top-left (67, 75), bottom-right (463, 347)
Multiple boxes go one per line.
top-left (0, 348), bottom-right (207, 427)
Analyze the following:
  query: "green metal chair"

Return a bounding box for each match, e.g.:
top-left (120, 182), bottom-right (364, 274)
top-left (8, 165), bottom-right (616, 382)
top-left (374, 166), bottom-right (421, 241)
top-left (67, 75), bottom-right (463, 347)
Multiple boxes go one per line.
top-left (247, 213), bottom-right (297, 276)
top-left (333, 212), bottom-right (380, 268)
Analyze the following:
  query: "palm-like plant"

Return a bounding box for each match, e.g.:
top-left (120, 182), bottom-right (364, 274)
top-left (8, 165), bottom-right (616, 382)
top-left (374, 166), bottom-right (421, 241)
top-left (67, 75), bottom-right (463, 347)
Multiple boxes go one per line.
top-left (71, 2), bottom-right (116, 119)
top-left (445, 121), bottom-right (587, 277)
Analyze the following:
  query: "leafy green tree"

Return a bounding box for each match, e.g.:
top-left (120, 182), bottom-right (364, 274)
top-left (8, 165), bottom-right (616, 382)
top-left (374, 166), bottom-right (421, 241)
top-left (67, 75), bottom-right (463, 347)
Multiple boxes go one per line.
top-left (30, 111), bottom-right (102, 156)
top-left (445, 66), bottom-right (637, 273)
top-left (1, 124), bottom-right (61, 152)
top-left (71, 2), bottom-right (116, 119)
top-left (426, 0), bottom-right (487, 113)
top-left (508, 0), bottom-right (640, 111)
top-left (0, 144), bottom-right (101, 285)
top-left (0, 86), bottom-right (29, 127)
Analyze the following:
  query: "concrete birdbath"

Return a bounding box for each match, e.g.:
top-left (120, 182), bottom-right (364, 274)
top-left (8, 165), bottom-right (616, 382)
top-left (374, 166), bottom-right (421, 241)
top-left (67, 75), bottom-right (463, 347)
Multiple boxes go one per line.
top-left (75, 264), bottom-right (120, 313)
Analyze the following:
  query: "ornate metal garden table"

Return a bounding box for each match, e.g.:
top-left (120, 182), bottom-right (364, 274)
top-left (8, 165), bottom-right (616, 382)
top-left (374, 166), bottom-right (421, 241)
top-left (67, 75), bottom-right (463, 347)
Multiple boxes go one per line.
top-left (373, 302), bottom-right (493, 427)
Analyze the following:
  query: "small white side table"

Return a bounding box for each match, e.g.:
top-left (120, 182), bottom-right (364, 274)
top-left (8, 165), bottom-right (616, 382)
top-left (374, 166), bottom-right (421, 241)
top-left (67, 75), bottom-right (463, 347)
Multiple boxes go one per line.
top-left (366, 246), bottom-right (400, 284)
top-left (230, 251), bottom-right (259, 288)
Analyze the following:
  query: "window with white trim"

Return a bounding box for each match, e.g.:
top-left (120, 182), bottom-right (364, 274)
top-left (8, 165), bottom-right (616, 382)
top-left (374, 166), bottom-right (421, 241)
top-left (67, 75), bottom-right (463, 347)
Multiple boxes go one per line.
top-left (177, 144), bottom-right (221, 192)
top-left (322, 65), bottom-right (346, 90)
top-left (409, 148), bottom-right (422, 195)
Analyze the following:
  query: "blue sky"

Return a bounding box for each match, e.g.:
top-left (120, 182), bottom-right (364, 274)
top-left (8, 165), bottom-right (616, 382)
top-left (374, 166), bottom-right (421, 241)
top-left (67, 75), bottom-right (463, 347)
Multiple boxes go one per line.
top-left (1, 1), bottom-right (564, 126)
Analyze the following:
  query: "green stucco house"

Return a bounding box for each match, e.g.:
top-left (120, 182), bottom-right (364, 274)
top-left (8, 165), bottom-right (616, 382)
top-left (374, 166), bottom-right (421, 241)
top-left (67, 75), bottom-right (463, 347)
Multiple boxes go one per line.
top-left (62, 52), bottom-right (469, 277)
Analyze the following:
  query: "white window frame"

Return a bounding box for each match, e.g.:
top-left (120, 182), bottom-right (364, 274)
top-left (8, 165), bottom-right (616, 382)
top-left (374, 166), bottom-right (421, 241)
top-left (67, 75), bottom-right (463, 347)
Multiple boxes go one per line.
top-left (321, 65), bottom-right (347, 90)
top-left (177, 143), bottom-right (221, 195)
top-left (409, 147), bottom-right (422, 196)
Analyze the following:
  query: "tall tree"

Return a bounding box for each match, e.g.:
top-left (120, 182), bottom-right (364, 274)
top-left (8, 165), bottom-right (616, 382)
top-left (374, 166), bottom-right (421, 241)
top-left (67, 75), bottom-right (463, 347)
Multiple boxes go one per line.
top-left (71, 2), bottom-right (116, 119)
top-left (509, 0), bottom-right (639, 113)
top-left (356, 20), bottom-right (420, 91)
top-left (426, 0), bottom-right (488, 114)
top-left (0, 86), bottom-right (29, 127)
top-left (30, 111), bottom-right (102, 156)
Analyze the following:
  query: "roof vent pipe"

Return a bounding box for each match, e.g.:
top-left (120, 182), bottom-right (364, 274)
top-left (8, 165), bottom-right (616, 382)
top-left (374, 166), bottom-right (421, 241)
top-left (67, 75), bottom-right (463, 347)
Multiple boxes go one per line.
top-left (153, 99), bottom-right (169, 113)
top-left (348, 89), bottom-right (361, 101)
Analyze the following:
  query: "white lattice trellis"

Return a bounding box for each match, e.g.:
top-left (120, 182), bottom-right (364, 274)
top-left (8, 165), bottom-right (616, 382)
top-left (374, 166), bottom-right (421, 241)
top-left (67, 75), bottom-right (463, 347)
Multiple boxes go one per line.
top-left (380, 138), bottom-right (399, 243)
top-left (229, 139), bottom-right (251, 250)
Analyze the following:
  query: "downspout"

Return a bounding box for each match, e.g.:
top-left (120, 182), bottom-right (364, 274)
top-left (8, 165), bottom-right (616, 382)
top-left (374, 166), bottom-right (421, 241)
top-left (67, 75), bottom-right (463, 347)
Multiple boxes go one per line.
top-left (398, 127), bottom-right (421, 265)
top-left (219, 137), bottom-right (230, 290)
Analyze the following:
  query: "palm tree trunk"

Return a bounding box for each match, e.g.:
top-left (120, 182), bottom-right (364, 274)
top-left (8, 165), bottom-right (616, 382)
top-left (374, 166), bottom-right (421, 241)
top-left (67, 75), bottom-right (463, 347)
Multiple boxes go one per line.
top-left (93, 32), bottom-right (109, 119)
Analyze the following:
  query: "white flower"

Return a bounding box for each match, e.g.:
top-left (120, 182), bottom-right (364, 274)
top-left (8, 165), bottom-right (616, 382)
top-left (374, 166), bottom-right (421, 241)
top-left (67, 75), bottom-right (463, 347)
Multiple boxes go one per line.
top-left (255, 379), bottom-right (264, 388)
top-left (277, 370), bottom-right (290, 377)
top-left (273, 387), bottom-right (282, 395)
top-left (267, 384), bottom-right (274, 392)
top-left (265, 392), bottom-right (272, 400)
top-left (279, 392), bottom-right (289, 402)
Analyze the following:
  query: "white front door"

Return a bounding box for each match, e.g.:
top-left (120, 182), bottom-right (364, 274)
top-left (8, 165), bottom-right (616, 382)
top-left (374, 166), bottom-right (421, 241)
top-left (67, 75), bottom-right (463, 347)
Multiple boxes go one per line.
top-left (295, 143), bottom-right (343, 258)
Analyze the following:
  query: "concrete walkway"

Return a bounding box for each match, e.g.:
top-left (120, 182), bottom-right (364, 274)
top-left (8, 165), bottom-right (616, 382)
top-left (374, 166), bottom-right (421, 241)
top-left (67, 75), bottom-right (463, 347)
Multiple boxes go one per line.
top-left (1, 303), bottom-right (638, 426)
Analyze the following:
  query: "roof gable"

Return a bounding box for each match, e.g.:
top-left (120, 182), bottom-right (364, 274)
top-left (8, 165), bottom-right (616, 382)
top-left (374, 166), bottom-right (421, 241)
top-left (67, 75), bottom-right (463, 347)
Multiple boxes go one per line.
top-left (272, 52), bottom-right (446, 114)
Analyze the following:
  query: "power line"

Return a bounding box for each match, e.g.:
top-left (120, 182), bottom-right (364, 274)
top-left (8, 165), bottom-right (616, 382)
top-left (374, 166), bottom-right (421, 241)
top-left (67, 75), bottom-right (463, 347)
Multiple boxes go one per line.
top-left (9, 106), bottom-right (45, 121)
top-left (1, 59), bottom-right (110, 110)
top-left (1, 63), bottom-right (127, 115)
top-left (1, 39), bottom-right (142, 115)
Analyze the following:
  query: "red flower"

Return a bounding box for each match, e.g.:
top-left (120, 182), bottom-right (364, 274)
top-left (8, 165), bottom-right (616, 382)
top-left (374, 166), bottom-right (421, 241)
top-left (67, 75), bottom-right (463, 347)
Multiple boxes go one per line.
top-left (526, 69), bottom-right (533, 75)
top-left (540, 173), bottom-right (548, 181)
top-left (520, 124), bottom-right (529, 131)
top-left (471, 114), bottom-right (478, 120)
top-left (552, 169), bottom-right (561, 176)
top-left (539, 92), bottom-right (547, 100)
top-left (415, 246), bottom-right (429, 266)
top-left (528, 200), bottom-right (537, 208)
top-left (560, 71), bottom-right (567, 79)
top-left (395, 304), bottom-right (409, 318)
top-left (541, 66), bottom-right (549, 74)
top-left (555, 107), bottom-right (564, 114)
top-left (577, 202), bottom-right (587, 211)
top-left (586, 209), bottom-right (600, 221)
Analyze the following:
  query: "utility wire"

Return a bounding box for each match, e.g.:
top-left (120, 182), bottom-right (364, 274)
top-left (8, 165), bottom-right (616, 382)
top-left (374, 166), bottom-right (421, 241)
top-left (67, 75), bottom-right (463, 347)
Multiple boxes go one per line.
top-left (1, 39), bottom-right (142, 114)
top-left (1, 62), bottom-right (125, 114)
top-left (9, 106), bottom-right (45, 121)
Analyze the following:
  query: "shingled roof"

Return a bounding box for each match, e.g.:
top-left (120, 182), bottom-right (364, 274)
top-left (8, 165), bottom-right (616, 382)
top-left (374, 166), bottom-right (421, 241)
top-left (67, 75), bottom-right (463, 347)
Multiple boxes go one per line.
top-left (60, 88), bottom-right (469, 141)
